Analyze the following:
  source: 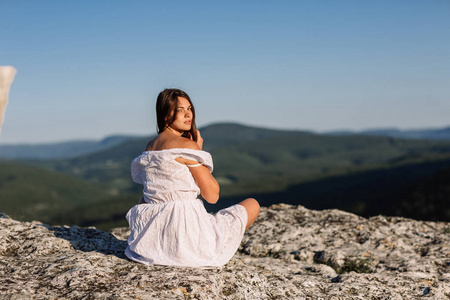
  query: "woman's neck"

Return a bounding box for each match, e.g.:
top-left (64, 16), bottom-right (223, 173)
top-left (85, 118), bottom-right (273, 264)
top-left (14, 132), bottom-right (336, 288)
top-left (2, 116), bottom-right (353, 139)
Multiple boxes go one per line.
top-left (165, 126), bottom-right (184, 136)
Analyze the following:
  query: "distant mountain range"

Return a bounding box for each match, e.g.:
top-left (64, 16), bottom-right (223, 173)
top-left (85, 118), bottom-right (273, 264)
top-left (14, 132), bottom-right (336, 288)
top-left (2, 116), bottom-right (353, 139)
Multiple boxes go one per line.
top-left (1, 122), bottom-right (450, 229)
top-left (326, 126), bottom-right (450, 140)
top-left (0, 135), bottom-right (136, 159)
top-left (1, 123), bottom-right (449, 160)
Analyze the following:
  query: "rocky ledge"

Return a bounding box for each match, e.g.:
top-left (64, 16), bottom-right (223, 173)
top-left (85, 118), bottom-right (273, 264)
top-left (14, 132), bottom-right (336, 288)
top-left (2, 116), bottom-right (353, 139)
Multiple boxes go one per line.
top-left (1, 204), bottom-right (449, 299)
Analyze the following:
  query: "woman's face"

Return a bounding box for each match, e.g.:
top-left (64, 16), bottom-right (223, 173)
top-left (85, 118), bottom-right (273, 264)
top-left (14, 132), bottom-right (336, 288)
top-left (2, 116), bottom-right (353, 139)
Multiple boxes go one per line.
top-left (167, 97), bottom-right (193, 133)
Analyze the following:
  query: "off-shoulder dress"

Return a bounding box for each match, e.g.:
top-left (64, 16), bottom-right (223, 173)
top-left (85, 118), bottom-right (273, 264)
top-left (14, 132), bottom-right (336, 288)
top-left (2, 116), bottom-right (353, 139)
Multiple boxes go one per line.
top-left (125, 148), bottom-right (248, 267)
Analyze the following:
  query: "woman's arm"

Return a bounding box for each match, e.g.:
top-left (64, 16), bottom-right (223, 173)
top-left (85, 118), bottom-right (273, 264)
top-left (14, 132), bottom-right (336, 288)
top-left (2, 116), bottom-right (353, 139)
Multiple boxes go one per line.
top-left (175, 156), bottom-right (220, 204)
top-left (175, 130), bottom-right (219, 203)
top-left (187, 162), bottom-right (220, 204)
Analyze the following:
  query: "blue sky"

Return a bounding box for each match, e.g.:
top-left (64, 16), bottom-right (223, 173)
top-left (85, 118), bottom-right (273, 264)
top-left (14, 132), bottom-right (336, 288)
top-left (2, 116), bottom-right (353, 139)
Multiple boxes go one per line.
top-left (1, 0), bottom-right (449, 144)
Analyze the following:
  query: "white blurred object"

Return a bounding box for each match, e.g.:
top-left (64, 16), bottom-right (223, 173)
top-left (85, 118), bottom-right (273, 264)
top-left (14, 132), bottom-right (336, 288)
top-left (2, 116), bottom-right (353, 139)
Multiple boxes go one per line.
top-left (0, 66), bottom-right (17, 136)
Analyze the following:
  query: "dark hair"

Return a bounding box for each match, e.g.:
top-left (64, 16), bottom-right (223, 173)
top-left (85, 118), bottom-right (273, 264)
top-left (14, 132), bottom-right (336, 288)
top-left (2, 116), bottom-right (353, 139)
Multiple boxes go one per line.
top-left (156, 88), bottom-right (198, 141)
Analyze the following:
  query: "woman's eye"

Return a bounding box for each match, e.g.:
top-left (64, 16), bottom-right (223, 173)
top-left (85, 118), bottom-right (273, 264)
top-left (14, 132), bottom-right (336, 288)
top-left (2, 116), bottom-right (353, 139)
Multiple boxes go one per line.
top-left (187, 107), bottom-right (192, 110)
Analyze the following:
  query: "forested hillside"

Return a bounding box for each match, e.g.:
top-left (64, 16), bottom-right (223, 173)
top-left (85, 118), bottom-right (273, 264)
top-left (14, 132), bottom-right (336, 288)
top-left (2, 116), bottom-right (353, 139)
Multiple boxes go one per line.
top-left (2, 123), bottom-right (450, 229)
top-left (0, 161), bottom-right (136, 228)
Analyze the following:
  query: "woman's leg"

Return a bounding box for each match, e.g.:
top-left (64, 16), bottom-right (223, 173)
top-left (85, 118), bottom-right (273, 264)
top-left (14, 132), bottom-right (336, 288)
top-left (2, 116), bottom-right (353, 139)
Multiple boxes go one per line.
top-left (238, 198), bottom-right (260, 230)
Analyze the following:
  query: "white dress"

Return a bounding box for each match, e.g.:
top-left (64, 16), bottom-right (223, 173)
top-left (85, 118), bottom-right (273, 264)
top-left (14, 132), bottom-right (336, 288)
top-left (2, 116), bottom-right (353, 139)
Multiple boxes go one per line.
top-left (125, 148), bottom-right (248, 267)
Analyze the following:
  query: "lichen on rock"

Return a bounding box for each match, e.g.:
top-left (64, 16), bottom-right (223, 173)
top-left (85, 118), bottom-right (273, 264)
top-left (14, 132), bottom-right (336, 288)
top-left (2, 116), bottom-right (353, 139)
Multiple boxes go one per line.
top-left (1, 204), bottom-right (449, 299)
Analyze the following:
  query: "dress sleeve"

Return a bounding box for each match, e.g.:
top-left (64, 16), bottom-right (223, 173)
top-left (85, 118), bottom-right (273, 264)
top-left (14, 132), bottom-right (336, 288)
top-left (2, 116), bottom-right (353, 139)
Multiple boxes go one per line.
top-left (176, 149), bottom-right (214, 172)
top-left (131, 156), bottom-right (144, 184)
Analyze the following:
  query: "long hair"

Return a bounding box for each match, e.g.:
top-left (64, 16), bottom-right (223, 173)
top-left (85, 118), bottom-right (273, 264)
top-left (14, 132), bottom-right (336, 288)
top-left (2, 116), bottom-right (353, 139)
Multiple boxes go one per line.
top-left (156, 88), bottom-right (198, 141)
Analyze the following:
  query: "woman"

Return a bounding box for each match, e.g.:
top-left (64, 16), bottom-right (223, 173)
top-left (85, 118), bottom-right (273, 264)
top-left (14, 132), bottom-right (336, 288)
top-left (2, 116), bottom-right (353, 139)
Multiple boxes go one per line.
top-left (125, 88), bottom-right (260, 267)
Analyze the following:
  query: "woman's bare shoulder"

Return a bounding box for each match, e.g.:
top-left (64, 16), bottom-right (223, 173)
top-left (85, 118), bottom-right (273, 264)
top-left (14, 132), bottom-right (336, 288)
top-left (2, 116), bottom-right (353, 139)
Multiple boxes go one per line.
top-left (145, 137), bottom-right (158, 151)
top-left (170, 137), bottom-right (200, 151)
top-left (146, 134), bottom-right (200, 151)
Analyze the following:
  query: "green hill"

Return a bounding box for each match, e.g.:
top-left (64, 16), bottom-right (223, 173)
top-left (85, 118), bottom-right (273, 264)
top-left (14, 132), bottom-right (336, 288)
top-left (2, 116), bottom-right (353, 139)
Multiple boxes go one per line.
top-left (4, 123), bottom-right (450, 230)
top-left (210, 157), bottom-right (450, 222)
top-left (0, 161), bottom-right (138, 227)
top-left (30, 123), bottom-right (450, 195)
top-left (208, 127), bottom-right (450, 195)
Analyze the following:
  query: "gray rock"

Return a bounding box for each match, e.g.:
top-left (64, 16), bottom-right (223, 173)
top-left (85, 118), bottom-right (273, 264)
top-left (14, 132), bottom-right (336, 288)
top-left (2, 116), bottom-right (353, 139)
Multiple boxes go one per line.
top-left (0, 212), bottom-right (10, 219)
top-left (1, 204), bottom-right (449, 299)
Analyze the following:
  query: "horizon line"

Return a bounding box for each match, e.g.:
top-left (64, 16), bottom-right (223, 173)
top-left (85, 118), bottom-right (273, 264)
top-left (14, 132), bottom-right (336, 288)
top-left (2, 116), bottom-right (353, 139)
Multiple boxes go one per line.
top-left (1, 121), bottom-right (449, 146)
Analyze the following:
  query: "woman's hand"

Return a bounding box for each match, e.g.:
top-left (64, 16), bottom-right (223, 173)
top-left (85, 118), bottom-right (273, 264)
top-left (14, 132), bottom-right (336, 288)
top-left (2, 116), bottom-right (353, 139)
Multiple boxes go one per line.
top-left (195, 129), bottom-right (203, 150)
